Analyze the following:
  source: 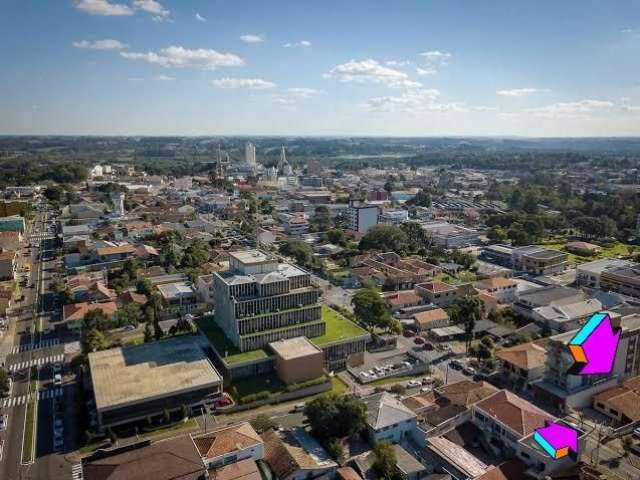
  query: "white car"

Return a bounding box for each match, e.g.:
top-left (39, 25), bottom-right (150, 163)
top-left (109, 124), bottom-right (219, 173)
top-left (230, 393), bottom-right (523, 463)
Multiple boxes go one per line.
top-left (53, 374), bottom-right (62, 386)
top-left (407, 380), bottom-right (421, 388)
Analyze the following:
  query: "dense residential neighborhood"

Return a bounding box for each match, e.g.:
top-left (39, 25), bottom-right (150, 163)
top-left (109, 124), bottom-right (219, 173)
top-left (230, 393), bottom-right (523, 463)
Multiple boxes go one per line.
top-left (2, 136), bottom-right (640, 480)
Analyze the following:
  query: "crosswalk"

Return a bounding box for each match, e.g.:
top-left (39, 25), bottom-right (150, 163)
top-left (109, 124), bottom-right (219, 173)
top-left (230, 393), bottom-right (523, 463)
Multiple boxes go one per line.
top-left (71, 463), bottom-right (83, 480)
top-left (10, 338), bottom-right (60, 354)
top-left (0, 389), bottom-right (64, 408)
top-left (7, 354), bottom-right (64, 372)
top-left (29, 233), bottom-right (55, 242)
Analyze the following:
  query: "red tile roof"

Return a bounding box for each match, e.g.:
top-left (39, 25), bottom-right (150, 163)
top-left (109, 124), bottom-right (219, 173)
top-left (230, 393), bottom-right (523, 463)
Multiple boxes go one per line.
top-left (474, 390), bottom-right (552, 437)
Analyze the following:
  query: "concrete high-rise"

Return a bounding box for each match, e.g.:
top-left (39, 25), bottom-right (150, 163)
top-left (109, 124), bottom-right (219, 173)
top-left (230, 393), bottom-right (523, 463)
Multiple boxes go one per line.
top-left (245, 142), bottom-right (257, 168)
top-left (213, 250), bottom-right (323, 352)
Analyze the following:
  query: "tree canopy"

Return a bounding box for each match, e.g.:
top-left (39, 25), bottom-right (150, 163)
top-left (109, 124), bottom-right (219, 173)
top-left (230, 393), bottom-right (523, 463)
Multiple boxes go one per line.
top-left (359, 225), bottom-right (410, 254)
top-left (304, 393), bottom-right (367, 440)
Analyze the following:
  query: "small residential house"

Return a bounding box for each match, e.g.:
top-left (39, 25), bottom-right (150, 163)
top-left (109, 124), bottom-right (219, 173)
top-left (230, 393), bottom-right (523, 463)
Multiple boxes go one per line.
top-left (496, 342), bottom-right (547, 387)
top-left (412, 308), bottom-right (450, 332)
top-left (363, 392), bottom-right (419, 444)
top-left (192, 422), bottom-right (263, 470)
top-left (262, 428), bottom-right (338, 480)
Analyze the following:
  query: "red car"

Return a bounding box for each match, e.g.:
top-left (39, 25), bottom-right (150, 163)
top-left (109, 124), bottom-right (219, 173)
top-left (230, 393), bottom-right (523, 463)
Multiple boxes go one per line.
top-left (403, 330), bottom-right (416, 338)
top-left (413, 337), bottom-right (425, 345)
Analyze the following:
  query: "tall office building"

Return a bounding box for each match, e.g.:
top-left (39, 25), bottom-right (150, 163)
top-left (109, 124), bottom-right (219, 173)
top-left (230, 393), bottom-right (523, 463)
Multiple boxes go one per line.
top-left (214, 250), bottom-right (323, 352)
top-left (245, 142), bottom-right (257, 168)
top-left (346, 200), bottom-right (379, 234)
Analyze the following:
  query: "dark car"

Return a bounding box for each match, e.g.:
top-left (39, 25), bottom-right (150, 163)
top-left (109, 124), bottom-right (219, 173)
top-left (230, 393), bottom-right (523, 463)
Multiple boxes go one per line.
top-left (413, 337), bottom-right (425, 345)
top-left (449, 360), bottom-right (463, 370)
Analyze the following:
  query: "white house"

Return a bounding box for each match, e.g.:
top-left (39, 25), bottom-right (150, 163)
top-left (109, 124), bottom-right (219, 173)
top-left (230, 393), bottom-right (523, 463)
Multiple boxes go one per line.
top-left (192, 422), bottom-right (263, 470)
top-left (364, 392), bottom-right (419, 444)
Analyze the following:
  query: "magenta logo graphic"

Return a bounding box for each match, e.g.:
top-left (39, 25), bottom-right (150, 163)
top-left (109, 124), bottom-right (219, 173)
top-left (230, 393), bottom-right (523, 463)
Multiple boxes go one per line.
top-left (533, 422), bottom-right (579, 459)
top-left (568, 312), bottom-right (621, 375)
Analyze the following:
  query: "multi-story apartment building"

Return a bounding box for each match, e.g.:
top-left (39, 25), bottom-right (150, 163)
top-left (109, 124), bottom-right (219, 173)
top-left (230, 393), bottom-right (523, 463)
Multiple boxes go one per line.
top-left (0, 250), bottom-right (17, 281)
top-left (511, 245), bottom-right (567, 275)
top-left (532, 313), bottom-right (640, 413)
top-left (346, 201), bottom-right (379, 234)
top-left (214, 250), bottom-right (323, 352)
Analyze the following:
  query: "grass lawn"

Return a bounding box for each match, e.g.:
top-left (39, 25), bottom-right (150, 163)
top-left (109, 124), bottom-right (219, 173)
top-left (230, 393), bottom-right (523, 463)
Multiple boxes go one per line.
top-left (537, 237), bottom-right (636, 266)
top-left (312, 305), bottom-right (367, 346)
top-left (196, 317), bottom-right (268, 365)
top-left (368, 374), bottom-right (425, 387)
top-left (330, 376), bottom-right (349, 394)
top-left (230, 374), bottom-right (286, 399)
top-left (435, 271), bottom-right (476, 285)
top-left (139, 417), bottom-right (199, 439)
top-left (22, 399), bottom-right (36, 463)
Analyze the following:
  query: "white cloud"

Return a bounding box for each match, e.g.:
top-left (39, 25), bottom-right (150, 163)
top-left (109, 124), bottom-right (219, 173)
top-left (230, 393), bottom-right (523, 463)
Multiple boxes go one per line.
top-left (526, 99), bottom-right (614, 118)
top-left (133, 0), bottom-right (169, 20)
top-left (283, 40), bottom-right (312, 48)
top-left (121, 46), bottom-right (244, 70)
top-left (211, 78), bottom-right (276, 89)
top-left (497, 88), bottom-right (548, 97)
top-left (416, 67), bottom-right (437, 76)
top-left (240, 34), bottom-right (265, 44)
top-left (73, 39), bottom-right (127, 50)
top-left (286, 87), bottom-right (323, 98)
top-left (417, 50), bottom-right (452, 75)
top-left (324, 59), bottom-right (420, 88)
top-left (195, 13), bottom-right (207, 22)
top-left (386, 60), bottom-right (411, 67)
top-left (420, 50), bottom-right (452, 61)
top-left (74, 0), bottom-right (133, 16)
top-left (363, 89), bottom-right (441, 112)
top-left (154, 75), bottom-right (175, 81)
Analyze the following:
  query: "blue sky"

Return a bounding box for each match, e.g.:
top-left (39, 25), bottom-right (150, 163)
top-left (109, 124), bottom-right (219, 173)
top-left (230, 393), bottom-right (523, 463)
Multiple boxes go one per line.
top-left (1, 0), bottom-right (639, 136)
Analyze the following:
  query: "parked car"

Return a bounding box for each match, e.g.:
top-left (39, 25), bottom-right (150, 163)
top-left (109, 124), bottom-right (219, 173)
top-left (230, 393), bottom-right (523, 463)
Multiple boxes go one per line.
top-left (293, 403), bottom-right (305, 413)
top-left (421, 377), bottom-right (435, 386)
top-left (407, 380), bottom-right (421, 388)
top-left (463, 366), bottom-right (477, 376)
top-left (53, 373), bottom-right (62, 386)
top-left (413, 337), bottom-right (425, 345)
top-left (449, 360), bottom-right (463, 371)
top-left (52, 363), bottom-right (62, 373)
top-left (0, 413), bottom-right (7, 431)
top-left (634, 427), bottom-right (640, 439)
top-left (403, 330), bottom-right (416, 338)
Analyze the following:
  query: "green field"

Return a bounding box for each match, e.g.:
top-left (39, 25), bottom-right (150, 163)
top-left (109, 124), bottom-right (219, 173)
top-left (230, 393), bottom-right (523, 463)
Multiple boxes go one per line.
top-left (537, 237), bottom-right (635, 265)
top-left (312, 305), bottom-right (368, 345)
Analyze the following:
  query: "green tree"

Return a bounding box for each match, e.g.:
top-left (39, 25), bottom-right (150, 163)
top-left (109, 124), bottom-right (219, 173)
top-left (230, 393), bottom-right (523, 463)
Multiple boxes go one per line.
top-left (372, 441), bottom-right (399, 480)
top-left (250, 414), bottom-right (276, 433)
top-left (359, 225), bottom-right (410, 254)
top-left (279, 240), bottom-right (314, 267)
top-left (451, 295), bottom-right (484, 352)
top-left (144, 321), bottom-right (153, 343)
top-left (0, 368), bottom-right (10, 395)
top-left (116, 302), bottom-right (143, 327)
top-left (326, 228), bottom-right (347, 246)
top-left (311, 205), bottom-right (331, 231)
top-left (408, 190), bottom-right (432, 208)
top-left (81, 328), bottom-right (107, 355)
top-left (136, 278), bottom-right (153, 296)
top-left (352, 288), bottom-right (394, 332)
top-left (304, 393), bottom-right (367, 440)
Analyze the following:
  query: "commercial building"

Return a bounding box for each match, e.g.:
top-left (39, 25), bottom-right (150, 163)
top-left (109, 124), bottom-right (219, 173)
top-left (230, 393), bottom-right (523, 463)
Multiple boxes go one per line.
top-left (576, 258), bottom-right (636, 289)
top-left (88, 336), bottom-right (223, 428)
top-left (418, 221), bottom-right (481, 249)
top-left (415, 281), bottom-right (459, 307)
top-left (156, 281), bottom-right (203, 317)
top-left (0, 231), bottom-right (22, 251)
top-left (378, 209), bottom-right (409, 225)
top-left (346, 201), bottom-right (379, 234)
top-left (214, 250), bottom-right (323, 352)
top-left (0, 250), bottom-right (17, 281)
top-left (270, 337), bottom-right (324, 385)
top-left (0, 215), bottom-right (25, 233)
top-left (0, 200), bottom-right (29, 218)
top-left (283, 215), bottom-right (310, 236)
top-left (511, 245), bottom-right (567, 275)
top-left (600, 264), bottom-right (640, 298)
top-left (473, 277), bottom-right (517, 304)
